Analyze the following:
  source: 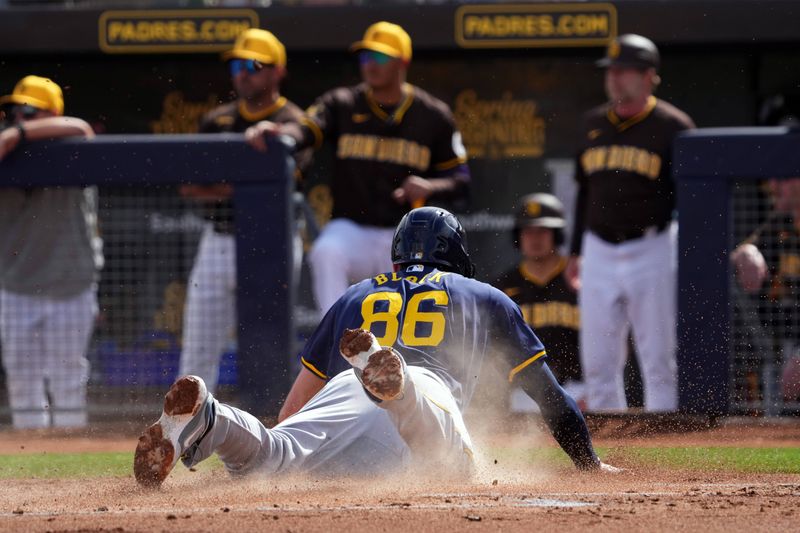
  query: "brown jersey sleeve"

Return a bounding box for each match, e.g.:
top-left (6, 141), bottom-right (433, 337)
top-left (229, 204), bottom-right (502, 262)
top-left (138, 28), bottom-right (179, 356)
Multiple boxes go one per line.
top-left (273, 100), bottom-right (314, 179)
top-left (294, 88), bottom-right (345, 151)
top-left (429, 110), bottom-right (468, 175)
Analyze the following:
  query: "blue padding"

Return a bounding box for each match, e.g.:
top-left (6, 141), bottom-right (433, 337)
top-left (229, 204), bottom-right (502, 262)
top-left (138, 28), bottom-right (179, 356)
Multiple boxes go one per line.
top-left (674, 127), bottom-right (800, 415)
top-left (0, 135), bottom-right (295, 417)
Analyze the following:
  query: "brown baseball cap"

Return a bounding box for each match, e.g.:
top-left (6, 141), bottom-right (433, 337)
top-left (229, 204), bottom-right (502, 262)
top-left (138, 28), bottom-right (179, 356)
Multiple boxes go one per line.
top-left (516, 193), bottom-right (566, 230)
top-left (596, 34), bottom-right (660, 70)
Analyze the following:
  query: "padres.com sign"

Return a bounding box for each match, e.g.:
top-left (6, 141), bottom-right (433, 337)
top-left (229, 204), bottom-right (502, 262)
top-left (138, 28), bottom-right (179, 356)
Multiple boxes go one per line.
top-left (455, 3), bottom-right (616, 48)
top-left (99, 10), bottom-right (258, 54)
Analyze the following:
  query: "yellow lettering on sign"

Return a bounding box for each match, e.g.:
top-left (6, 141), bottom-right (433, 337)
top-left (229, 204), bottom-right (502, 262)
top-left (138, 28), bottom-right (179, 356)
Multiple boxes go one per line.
top-left (462, 13), bottom-right (609, 39)
top-left (100, 10), bottom-right (258, 53)
top-left (453, 90), bottom-right (545, 159)
top-left (150, 91), bottom-right (220, 134)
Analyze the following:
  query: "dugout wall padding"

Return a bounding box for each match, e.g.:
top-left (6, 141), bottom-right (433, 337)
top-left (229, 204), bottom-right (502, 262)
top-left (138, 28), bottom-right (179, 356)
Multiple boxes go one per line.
top-left (0, 135), bottom-right (296, 416)
top-left (675, 127), bottom-right (800, 415)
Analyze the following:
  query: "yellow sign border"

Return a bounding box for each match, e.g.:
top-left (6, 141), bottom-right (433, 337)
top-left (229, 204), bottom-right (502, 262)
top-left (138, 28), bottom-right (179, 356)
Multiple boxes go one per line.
top-left (455, 3), bottom-right (617, 49)
top-left (99, 9), bottom-right (259, 54)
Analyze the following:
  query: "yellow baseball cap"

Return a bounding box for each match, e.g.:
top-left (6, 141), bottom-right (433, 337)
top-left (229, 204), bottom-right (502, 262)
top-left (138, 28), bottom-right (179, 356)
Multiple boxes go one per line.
top-left (0, 75), bottom-right (64, 115)
top-left (350, 21), bottom-right (412, 62)
top-left (222, 28), bottom-right (287, 68)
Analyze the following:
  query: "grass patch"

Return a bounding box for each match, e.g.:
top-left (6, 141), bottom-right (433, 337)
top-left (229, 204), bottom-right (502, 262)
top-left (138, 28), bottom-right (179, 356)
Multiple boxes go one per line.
top-left (486, 445), bottom-right (800, 474)
top-left (0, 452), bottom-right (133, 479)
top-left (0, 452), bottom-right (223, 479)
top-left (615, 447), bottom-right (800, 473)
top-left (1, 446), bottom-right (798, 479)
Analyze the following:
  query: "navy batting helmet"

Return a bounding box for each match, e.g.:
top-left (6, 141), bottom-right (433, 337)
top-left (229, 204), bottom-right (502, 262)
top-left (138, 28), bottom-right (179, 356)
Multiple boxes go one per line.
top-left (513, 193), bottom-right (566, 248)
top-left (392, 207), bottom-right (475, 278)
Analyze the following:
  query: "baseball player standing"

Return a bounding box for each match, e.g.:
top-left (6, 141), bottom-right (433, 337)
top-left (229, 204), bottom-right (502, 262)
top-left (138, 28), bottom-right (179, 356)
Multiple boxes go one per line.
top-left (0, 76), bottom-right (101, 428)
top-left (564, 35), bottom-right (695, 412)
top-left (246, 21), bottom-right (470, 316)
top-left (179, 28), bottom-right (311, 393)
top-left (135, 207), bottom-right (617, 487)
top-left (496, 193), bottom-right (584, 409)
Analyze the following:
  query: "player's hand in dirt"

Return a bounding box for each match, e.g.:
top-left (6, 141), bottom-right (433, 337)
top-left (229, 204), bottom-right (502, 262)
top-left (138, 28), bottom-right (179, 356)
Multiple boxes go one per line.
top-left (578, 459), bottom-right (624, 473)
top-left (598, 461), bottom-right (624, 473)
top-left (245, 120), bottom-right (282, 152)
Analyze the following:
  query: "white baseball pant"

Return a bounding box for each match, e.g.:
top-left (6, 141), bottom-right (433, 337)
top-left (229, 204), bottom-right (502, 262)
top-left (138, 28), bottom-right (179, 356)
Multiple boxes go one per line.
top-left (180, 223), bottom-right (302, 393)
top-left (179, 225), bottom-right (237, 393)
top-left (579, 223), bottom-right (678, 412)
top-left (189, 366), bottom-right (473, 478)
top-left (308, 219), bottom-right (395, 315)
top-left (0, 287), bottom-right (96, 428)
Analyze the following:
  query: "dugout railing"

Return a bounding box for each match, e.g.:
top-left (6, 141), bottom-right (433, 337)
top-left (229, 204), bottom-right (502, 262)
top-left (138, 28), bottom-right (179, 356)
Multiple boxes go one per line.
top-left (0, 134), bottom-right (296, 421)
top-left (676, 126), bottom-right (800, 417)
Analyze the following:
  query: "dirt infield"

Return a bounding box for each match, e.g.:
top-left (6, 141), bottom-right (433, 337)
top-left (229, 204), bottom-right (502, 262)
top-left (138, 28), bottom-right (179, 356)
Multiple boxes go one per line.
top-left (1, 419), bottom-right (799, 532)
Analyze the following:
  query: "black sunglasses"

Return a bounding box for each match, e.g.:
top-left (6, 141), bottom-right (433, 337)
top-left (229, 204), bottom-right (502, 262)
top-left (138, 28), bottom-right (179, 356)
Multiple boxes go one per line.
top-left (229, 59), bottom-right (272, 77)
top-left (12, 104), bottom-right (41, 119)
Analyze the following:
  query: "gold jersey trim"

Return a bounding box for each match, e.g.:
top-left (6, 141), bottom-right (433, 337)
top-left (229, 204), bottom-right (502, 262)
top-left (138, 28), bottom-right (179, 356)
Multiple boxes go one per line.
top-left (237, 96), bottom-right (287, 122)
top-left (518, 256), bottom-right (567, 287)
top-left (434, 155), bottom-right (468, 171)
top-left (301, 116), bottom-right (324, 150)
top-left (508, 349), bottom-right (547, 383)
top-left (366, 83), bottom-right (415, 124)
top-left (607, 95), bottom-right (657, 132)
top-left (301, 357), bottom-right (328, 380)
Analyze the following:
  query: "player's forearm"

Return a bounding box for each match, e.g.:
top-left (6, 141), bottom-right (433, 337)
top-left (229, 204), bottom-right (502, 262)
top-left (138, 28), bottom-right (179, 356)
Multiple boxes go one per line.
top-left (21, 116), bottom-right (95, 141)
top-left (518, 362), bottom-right (599, 470)
top-left (279, 120), bottom-right (322, 153)
top-left (277, 367), bottom-right (326, 424)
top-left (426, 171), bottom-right (470, 202)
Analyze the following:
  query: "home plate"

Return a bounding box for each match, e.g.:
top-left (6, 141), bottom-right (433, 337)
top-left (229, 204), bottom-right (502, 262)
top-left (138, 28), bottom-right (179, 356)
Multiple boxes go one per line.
top-left (518, 498), bottom-right (596, 508)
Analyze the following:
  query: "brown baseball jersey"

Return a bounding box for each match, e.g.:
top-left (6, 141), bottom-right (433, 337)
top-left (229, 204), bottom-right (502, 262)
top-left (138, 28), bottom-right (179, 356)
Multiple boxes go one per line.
top-left (293, 83), bottom-right (469, 227)
top-left (197, 98), bottom-right (311, 231)
top-left (570, 96), bottom-right (695, 254)
top-left (495, 258), bottom-right (581, 383)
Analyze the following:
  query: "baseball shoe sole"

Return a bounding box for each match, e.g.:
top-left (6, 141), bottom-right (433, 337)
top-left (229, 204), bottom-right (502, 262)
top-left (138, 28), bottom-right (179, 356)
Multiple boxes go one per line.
top-left (340, 328), bottom-right (405, 402)
top-left (134, 375), bottom-right (215, 488)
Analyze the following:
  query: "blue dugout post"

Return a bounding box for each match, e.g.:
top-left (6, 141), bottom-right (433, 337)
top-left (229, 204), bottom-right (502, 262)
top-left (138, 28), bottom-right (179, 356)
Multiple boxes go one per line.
top-left (675, 127), bottom-right (800, 416)
top-left (0, 134), bottom-right (295, 417)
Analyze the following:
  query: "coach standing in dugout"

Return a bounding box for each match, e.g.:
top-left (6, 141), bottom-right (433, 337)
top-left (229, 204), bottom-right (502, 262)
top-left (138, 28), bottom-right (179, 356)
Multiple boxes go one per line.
top-left (246, 21), bottom-right (470, 316)
top-left (0, 75), bottom-right (100, 429)
top-left (564, 35), bottom-right (695, 412)
top-left (179, 28), bottom-right (311, 394)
